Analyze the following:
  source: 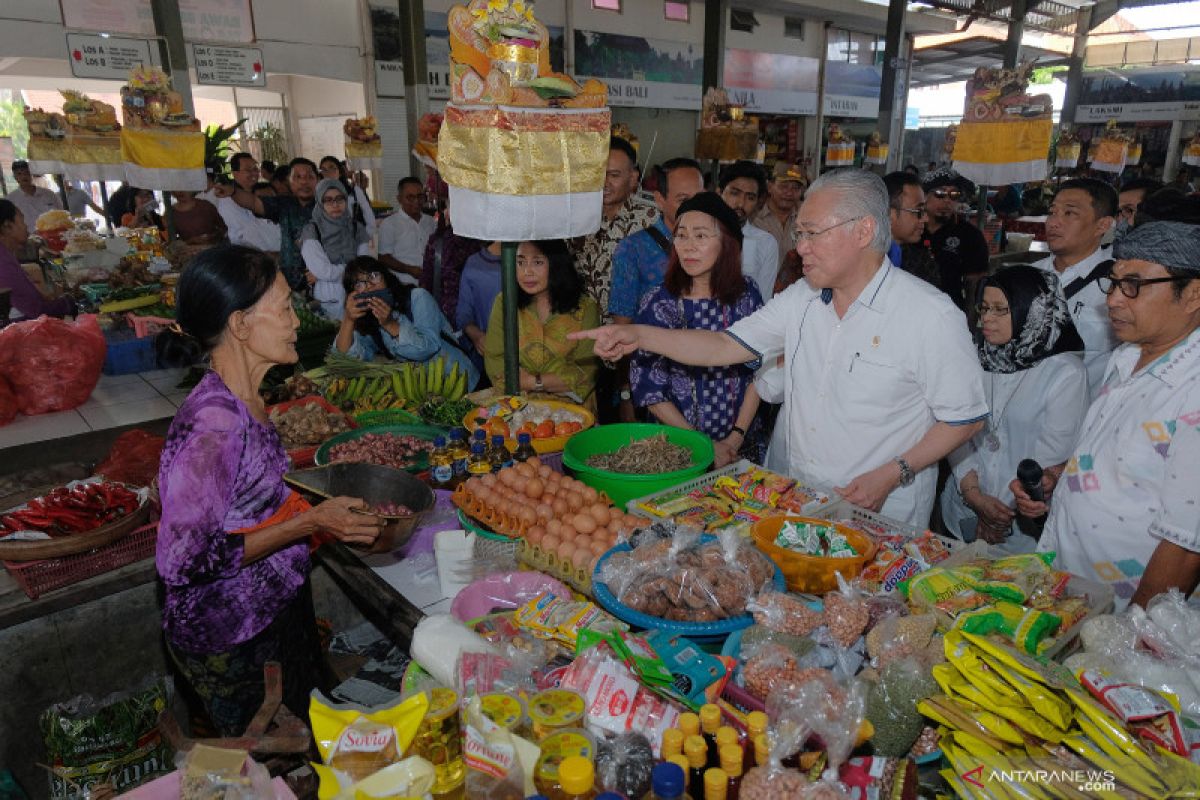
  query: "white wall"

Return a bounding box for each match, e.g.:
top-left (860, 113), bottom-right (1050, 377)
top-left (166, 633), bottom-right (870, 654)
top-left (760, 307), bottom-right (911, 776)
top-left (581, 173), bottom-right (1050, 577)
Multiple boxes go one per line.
top-left (252, 0), bottom-right (366, 83)
top-left (726, 10), bottom-right (823, 60)
top-left (570, 0), bottom-right (703, 42)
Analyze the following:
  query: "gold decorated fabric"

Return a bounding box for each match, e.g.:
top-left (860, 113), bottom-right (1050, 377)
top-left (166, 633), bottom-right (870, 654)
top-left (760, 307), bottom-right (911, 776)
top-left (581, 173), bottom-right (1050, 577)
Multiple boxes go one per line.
top-left (120, 128), bottom-right (205, 170)
top-left (952, 119), bottom-right (1052, 166)
top-left (437, 105), bottom-right (610, 196)
top-left (695, 128), bottom-right (758, 161)
top-left (345, 140), bottom-right (383, 160)
top-left (28, 135), bottom-right (123, 166)
top-left (826, 142), bottom-right (854, 167)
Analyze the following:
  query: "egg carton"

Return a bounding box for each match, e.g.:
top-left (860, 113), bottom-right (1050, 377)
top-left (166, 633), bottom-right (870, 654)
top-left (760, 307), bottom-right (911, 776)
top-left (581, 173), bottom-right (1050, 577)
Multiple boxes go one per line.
top-left (518, 538), bottom-right (594, 596)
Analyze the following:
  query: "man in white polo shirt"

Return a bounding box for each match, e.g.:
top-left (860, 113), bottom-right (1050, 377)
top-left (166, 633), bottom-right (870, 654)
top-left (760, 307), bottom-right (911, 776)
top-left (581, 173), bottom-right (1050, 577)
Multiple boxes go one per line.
top-left (573, 169), bottom-right (987, 526)
top-left (1034, 178), bottom-right (1119, 398)
top-left (378, 177), bottom-right (436, 286)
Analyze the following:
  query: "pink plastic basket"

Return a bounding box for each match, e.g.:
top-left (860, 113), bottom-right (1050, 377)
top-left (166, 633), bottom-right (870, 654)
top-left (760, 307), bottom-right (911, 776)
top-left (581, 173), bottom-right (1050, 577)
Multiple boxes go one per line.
top-left (125, 313), bottom-right (174, 339)
top-left (2, 522), bottom-right (157, 599)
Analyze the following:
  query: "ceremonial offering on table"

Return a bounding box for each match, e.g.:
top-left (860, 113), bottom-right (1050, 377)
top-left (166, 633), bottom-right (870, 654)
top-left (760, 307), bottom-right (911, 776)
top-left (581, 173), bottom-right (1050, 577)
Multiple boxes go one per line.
top-left (951, 63), bottom-right (1052, 185)
top-left (825, 123), bottom-right (855, 167)
top-left (1184, 131), bottom-right (1200, 167)
top-left (1089, 120), bottom-right (1132, 175)
top-left (412, 112), bottom-right (442, 170)
top-left (438, 0), bottom-right (610, 240)
top-left (1054, 128), bottom-right (1081, 170)
top-left (1126, 137), bottom-right (1143, 166)
top-left (694, 87), bottom-right (758, 162)
top-left (25, 92), bottom-right (124, 181)
top-left (119, 67), bottom-right (205, 190)
top-left (344, 116), bottom-right (383, 170)
top-left (864, 131), bottom-right (889, 166)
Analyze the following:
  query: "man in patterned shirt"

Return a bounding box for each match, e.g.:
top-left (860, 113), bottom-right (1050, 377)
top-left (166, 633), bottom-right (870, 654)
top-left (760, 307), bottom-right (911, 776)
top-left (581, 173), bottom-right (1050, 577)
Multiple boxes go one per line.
top-left (571, 136), bottom-right (657, 322)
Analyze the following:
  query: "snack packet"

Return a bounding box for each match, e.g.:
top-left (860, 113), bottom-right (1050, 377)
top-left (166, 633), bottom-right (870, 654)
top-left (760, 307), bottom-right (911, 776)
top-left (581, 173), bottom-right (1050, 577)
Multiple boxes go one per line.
top-left (309, 691), bottom-right (429, 795)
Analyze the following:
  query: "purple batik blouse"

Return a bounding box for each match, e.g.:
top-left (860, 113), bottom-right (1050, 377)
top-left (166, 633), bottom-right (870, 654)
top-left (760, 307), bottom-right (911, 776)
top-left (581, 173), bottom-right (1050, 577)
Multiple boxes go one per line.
top-left (156, 371), bottom-right (310, 654)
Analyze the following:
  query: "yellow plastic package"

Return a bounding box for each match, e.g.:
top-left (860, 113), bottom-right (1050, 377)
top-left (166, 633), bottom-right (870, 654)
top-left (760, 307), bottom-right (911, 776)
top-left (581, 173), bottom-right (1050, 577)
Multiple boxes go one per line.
top-left (310, 691), bottom-right (430, 799)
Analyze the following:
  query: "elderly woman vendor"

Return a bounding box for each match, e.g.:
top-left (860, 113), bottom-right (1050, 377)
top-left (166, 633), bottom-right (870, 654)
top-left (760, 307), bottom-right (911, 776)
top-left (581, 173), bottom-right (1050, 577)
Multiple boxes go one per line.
top-left (155, 245), bottom-right (382, 734)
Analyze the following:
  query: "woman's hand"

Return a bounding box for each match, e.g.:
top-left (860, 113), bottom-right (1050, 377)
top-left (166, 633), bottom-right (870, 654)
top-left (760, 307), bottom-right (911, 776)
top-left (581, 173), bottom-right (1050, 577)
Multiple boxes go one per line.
top-left (1008, 469), bottom-right (1059, 518)
top-left (305, 270), bottom-right (318, 286)
top-left (714, 434), bottom-right (742, 468)
top-left (305, 496), bottom-right (383, 547)
top-left (344, 293), bottom-right (368, 320)
top-left (367, 297), bottom-right (392, 324)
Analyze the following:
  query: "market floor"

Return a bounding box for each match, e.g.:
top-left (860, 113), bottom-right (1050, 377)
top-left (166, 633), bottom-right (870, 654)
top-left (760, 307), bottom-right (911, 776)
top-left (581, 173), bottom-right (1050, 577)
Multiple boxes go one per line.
top-left (0, 368), bottom-right (190, 449)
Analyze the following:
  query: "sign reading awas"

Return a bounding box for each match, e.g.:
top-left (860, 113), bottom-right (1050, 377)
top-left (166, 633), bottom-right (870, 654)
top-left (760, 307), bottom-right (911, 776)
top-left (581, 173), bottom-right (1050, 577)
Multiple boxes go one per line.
top-left (66, 33), bottom-right (155, 80)
top-left (192, 44), bottom-right (266, 87)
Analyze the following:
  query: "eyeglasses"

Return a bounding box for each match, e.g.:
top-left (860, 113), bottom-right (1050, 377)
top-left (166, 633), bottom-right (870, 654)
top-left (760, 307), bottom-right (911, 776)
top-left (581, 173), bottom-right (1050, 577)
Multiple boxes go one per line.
top-left (352, 272), bottom-right (382, 288)
top-left (322, 195), bottom-right (348, 207)
top-left (1098, 274), bottom-right (1190, 299)
top-left (892, 206), bottom-right (927, 219)
top-left (976, 304), bottom-right (1011, 317)
top-left (930, 189), bottom-right (963, 200)
top-left (794, 216), bottom-right (863, 243)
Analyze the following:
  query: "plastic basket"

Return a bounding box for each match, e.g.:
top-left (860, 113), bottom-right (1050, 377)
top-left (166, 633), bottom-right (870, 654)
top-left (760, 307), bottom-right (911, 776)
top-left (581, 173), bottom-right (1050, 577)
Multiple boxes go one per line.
top-left (625, 459), bottom-right (835, 520)
top-left (125, 312), bottom-right (174, 339)
top-left (266, 395), bottom-right (357, 469)
top-left (3, 522), bottom-right (157, 599)
top-left (102, 329), bottom-right (158, 375)
top-left (561, 423), bottom-right (715, 509)
top-left (808, 500), bottom-right (926, 539)
top-left (456, 508), bottom-right (521, 561)
top-left (751, 515), bottom-right (878, 594)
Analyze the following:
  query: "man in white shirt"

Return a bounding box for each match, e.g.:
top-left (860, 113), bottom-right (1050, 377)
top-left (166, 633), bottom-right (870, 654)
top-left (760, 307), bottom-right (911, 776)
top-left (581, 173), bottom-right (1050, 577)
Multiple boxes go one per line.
top-left (377, 177), bottom-right (436, 286)
top-left (1014, 221), bottom-right (1200, 610)
top-left (719, 161), bottom-right (779, 299)
top-left (5, 161), bottom-right (61, 226)
top-left (215, 152), bottom-right (281, 253)
top-left (575, 170), bottom-right (987, 526)
top-left (1033, 178), bottom-right (1118, 397)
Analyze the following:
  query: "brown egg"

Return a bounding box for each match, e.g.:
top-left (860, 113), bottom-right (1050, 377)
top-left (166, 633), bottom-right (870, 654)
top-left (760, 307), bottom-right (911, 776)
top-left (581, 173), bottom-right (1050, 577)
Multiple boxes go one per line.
top-left (536, 503), bottom-right (553, 520)
top-left (565, 492), bottom-right (584, 512)
top-left (625, 513), bottom-right (644, 529)
top-left (541, 532), bottom-right (562, 553)
top-left (557, 539), bottom-right (577, 563)
top-left (590, 539), bottom-right (609, 556)
top-left (560, 523), bottom-right (577, 541)
top-left (581, 486), bottom-right (599, 504)
top-left (573, 513), bottom-right (597, 535)
top-left (571, 547), bottom-right (593, 572)
top-left (519, 507), bottom-right (537, 525)
top-left (497, 469), bottom-right (515, 487)
top-left (528, 455), bottom-right (543, 469)
top-left (525, 526), bottom-right (545, 546)
top-left (546, 518), bottom-right (563, 536)
top-left (589, 504), bottom-right (611, 527)
top-left (514, 462), bottom-right (534, 478)
top-left (552, 497), bottom-right (568, 516)
top-left (525, 478), bottom-right (545, 500)
top-left (480, 474), bottom-right (497, 489)
top-left (589, 553), bottom-right (602, 573)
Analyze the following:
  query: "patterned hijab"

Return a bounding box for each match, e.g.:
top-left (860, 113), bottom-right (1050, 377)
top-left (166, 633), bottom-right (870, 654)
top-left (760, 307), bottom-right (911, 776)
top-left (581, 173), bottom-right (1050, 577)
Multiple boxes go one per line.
top-left (303, 178), bottom-right (368, 265)
top-left (977, 265), bottom-right (1084, 373)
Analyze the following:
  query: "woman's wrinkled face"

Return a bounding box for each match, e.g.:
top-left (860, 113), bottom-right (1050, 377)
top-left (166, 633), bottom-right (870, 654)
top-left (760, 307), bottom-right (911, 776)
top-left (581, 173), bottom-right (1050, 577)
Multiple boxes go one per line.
top-left (239, 272), bottom-right (300, 365)
top-left (979, 286), bottom-right (1014, 346)
top-left (517, 241), bottom-right (550, 296)
top-left (322, 188), bottom-right (347, 219)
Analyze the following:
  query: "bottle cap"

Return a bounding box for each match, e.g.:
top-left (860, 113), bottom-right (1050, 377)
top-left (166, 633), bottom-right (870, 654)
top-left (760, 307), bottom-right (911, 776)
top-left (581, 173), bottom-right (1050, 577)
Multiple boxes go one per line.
top-left (719, 744), bottom-right (743, 777)
top-left (715, 726), bottom-right (738, 747)
top-left (661, 728), bottom-right (685, 757)
top-left (704, 767), bottom-right (728, 793)
top-left (449, 428), bottom-right (463, 440)
top-left (473, 428), bottom-right (486, 440)
top-left (679, 712), bottom-right (701, 737)
top-left (667, 756), bottom-right (691, 788)
top-left (491, 433), bottom-right (505, 445)
top-left (558, 756), bottom-right (594, 795)
top-left (651, 761), bottom-right (685, 797)
top-left (518, 432), bottom-right (532, 443)
top-left (747, 711), bottom-right (768, 736)
top-left (595, 794), bottom-right (624, 800)
top-left (753, 733), bottom-right (769, 765)
top-left (434, 435), bottom-right (446, 447)
top-left (684, 735), bottom-right (708, 768)
top-left (471, 442), bottom-right (485, 454)
top-left (699, 704), bottom-right (721, 734)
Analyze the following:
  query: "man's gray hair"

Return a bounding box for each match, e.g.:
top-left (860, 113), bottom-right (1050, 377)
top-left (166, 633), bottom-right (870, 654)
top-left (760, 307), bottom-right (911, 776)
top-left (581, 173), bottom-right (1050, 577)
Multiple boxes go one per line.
top-left (807, 169), bottom-right (892, 254)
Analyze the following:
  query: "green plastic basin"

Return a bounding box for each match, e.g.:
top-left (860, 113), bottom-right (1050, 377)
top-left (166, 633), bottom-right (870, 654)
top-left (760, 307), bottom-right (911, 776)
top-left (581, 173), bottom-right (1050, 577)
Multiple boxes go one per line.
top-left (560, 423), bottom-right (714, 508)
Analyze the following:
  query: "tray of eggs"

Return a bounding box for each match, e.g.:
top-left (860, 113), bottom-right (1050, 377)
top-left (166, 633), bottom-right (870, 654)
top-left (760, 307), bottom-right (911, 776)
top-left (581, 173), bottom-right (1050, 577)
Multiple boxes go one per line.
top-left (450, 458), bottom-right (645, 592)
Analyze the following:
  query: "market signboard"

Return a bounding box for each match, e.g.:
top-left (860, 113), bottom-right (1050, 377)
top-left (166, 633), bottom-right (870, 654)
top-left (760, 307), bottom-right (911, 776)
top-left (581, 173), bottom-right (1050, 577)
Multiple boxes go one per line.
top-left (1076, 65), bottom-right (1200, 122)
top-left (724, 49), bottom-right (819, 116)
top-left (823, 61), bottom-right (883, 118)
top-left (574, 30), bottom-right (702, 110)
top-left (65, 33), bottom-right (157, 81)
top-left (191, 44), bottom-right (266, 87)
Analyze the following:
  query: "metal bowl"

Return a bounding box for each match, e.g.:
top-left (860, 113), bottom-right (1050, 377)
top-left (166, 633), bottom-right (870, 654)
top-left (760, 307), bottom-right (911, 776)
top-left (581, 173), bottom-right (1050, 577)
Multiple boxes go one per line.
top-left (285, 462), bottom-right (435, 554)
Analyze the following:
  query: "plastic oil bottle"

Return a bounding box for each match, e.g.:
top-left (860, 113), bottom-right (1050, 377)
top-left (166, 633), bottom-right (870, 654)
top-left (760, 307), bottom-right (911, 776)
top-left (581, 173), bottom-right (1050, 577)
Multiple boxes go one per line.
top-left (719, 745), bottom-right (743, 800)
top-left (699, 704), bottom-right (721, 767)
top-left (489, 433), bottom-right (513, 471)
top-left (514, 431), bottom-right (538, 462)
top-left (666, 756), bottom-right (691, 796)
top-left (643, 761), bottom-right (685, 800)
top-left (555, 756), bottom-right (598, 800)
top-left (715, 727), bottom-right (740, 769)
top-left (467, 442), bottom-right (492, 478)
top-left (429, 436), bottom-right (454, 489)
top-left (448, 428), bottom-right (469, 479)
top-left (702, 768), bottom-right (727, 800)
top-left (684, 736), bottom-right (708, 800)
top-left (678, 713), bottom-right (701, 740)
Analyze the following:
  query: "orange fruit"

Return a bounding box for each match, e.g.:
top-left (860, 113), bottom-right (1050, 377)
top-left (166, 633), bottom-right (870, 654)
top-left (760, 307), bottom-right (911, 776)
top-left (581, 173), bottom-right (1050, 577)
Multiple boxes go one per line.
top-left (534, 420), bottom-right (555, 439)
top-left (488, 419), bottom-right (510, 438)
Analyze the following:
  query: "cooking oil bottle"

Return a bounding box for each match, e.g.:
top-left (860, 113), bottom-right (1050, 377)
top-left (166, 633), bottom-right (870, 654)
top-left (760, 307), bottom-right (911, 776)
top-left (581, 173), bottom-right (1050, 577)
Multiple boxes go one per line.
top-left (429, 436), bottom-right (454, 488)
top-left (448, 428), bottom-right (469, 479)
top-left (489, 433), bottom-right (512, 472)
top-left (467, 442), bottom-right (492, 478)
top-left (555, 756), bottom-right (598, 800)
top-left (514, 431), bottom-right (537, 462)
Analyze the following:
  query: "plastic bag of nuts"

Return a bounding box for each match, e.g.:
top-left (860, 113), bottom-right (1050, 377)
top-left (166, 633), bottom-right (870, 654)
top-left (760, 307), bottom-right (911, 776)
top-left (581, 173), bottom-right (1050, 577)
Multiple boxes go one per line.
top-left (822, 574), bottom-right (870, 649)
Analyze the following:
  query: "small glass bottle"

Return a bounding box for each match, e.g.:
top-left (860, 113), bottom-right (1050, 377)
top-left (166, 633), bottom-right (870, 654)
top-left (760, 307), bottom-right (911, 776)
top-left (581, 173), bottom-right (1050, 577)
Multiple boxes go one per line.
top-left (684, 736), bottom-right (708, 800)
top-left (699, 705), bottom-right (721, 768)
top-left (679, 713), bottom-right (701, 739)
top-left (557, 756), bottom-right (599, 800)
top-left (490, 433), bottom-right (513, 472)
top-left (745, 712), bottom-right (768, 770)
top-left (702, 768), bottom-right (727, 800)
top-left (514, 431), bottom-right (538, 462)
top-left (719, 745), bottom-right (743, 800)
top-left (429, 435), bottom-right (454, 488)
top-left (448, 428), bottom-right (469, 478)
top-left (661, 728), bottom-right (685, 761)
top-left (467, 442), bottom-right (492, 477)
top-left (643, 761), bottom-right (685, 800)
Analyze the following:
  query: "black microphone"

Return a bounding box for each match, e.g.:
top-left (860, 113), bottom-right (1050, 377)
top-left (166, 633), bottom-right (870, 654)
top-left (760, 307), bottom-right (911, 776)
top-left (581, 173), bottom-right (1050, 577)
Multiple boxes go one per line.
top-left (1017, 459), bottom-right (1044, 503)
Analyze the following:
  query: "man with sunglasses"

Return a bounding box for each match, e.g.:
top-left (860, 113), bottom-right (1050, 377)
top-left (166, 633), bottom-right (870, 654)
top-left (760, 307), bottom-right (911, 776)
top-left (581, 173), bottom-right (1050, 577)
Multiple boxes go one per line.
top-left (922, 170), bottom-right (990, 309)
top-left (1012, 221), bottom-right (1200, 609)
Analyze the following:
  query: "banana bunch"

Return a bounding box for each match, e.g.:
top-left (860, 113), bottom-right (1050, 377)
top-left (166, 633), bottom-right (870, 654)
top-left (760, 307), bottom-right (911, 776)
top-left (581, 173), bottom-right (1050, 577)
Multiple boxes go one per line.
top-left (322, 357), bottom-right (468, 412)
top-left (387, 356), bottom-right (469, 405)
top-left (923, 631), bottom-right (1200, 799)
top-left (323, 375), bottom-right (412, 413)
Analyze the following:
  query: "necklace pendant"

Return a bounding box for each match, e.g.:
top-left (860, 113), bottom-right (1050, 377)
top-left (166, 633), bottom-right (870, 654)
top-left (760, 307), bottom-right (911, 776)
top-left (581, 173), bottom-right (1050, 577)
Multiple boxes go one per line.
top-left (984, 432), bottom-right (1001, 452)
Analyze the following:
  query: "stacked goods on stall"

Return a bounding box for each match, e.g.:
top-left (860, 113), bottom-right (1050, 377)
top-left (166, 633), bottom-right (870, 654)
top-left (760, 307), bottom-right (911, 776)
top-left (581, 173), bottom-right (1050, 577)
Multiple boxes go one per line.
top-left (120, 66), bottom-right (199, 131)
top-left (467, 395), bottom-right (592, 454)
top-left (864, 131), bottom-right (889, 166)
top-left (695, 87), bottom-right (759, 161)
top-left (825, 123), bottom-right (855, 167)
top-left (1054, 127), bottom-right (1082, 170)
top-left (309, 352), bottom-right (471, 415)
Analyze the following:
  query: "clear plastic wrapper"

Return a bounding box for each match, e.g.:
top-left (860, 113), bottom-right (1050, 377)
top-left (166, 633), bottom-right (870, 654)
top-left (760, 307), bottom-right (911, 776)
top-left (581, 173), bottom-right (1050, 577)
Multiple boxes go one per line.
top-left (739, 683), bottom-right (816, 800)
top-left (864, 613), bottom-right (941, 670)
top-left (177, 746), bottom-right (272, 800)
top-left (1144, 590), bottom-right (1200, 660)
top-left (863, 658), bottom-right (939, 758)
top-left (594, 732), bottom-right (655, 799)
top-left (462, 696), bottom-right (528, 800)
top-left (823, 575), bottom-right (870, 649)
top-left (748, 591), bottom-right (824, 637)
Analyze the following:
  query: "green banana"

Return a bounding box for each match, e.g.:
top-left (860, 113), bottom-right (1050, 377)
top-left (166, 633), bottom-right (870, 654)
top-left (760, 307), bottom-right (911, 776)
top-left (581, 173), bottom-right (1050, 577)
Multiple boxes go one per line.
top-left (401, 365), bottom-right (416, 402)
top-left (430, 357), bottom-right (444, 395)
top-left (444, 362), bottom-right (460, 399)
top-left (391, 372), bottom-right (404, 400)
top-left (372, 376), bottom-right (389, 402)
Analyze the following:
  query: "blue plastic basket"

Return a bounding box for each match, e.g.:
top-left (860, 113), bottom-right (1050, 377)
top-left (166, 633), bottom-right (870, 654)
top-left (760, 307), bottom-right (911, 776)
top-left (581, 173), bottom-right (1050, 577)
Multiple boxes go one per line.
top-left (591, 534), bottom-right (787, 642)
top-left (102, 329), bottom-right (158, 375)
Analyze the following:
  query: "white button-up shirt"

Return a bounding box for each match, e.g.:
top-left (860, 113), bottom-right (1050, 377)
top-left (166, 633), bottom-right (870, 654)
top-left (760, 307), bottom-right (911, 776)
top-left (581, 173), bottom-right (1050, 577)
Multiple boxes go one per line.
top-left (1034, 247), bottom-right (1116, 398)
top-left (378, 211), bottom-right (437, 286)
top-left (742, 222), bottom-right (780, 300)
top-left (215, 196), bottom-right (281, 252)
top-left (1039, 328), bottom-right (1200, 610)
top-left (942, 353), bottom-right (1089, 544)
top-left (5, 186), bottom-right (61, 225)
top-left (728, 259), bottom-right (988, 525)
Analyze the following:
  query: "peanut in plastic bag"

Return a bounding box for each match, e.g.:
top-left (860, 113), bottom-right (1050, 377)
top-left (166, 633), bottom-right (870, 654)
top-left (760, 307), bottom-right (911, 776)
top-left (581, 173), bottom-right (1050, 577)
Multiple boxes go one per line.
top-left (177, 745), bottom-right (272, 800)
top-left (309, 691), bottom-right (429, 796)
top-left (748, 591), bottom-right (824, 637)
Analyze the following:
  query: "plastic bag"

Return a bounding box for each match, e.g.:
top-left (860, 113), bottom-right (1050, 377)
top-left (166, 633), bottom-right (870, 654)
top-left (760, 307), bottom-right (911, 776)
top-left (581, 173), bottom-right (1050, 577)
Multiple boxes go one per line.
top-left (93, 429), bottom-right (166, 488)
top-left (863, 658), bottom-right (939, 757)
top-left (177, 744), bottom-right (272, 800)
top-left (0, 314), bottom-right (106, 415)
top-left (462, 696), bottom-right (529, 800)
top-left (594, 732), bottom-right (655, 799)
top-left (1146, 589), bottom-right (1200, 660)
top-left (309, 690), bottom-right (429, 794)
top-left (0, 374), bottom-right (17, 426)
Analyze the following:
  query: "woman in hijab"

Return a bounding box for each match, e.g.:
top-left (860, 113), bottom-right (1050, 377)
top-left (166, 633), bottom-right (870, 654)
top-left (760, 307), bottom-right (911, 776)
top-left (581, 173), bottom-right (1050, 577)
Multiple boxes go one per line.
top-left (300, 179), bottom-right (370, 320)
top-left (940, 265), bottom-right (1089, 551)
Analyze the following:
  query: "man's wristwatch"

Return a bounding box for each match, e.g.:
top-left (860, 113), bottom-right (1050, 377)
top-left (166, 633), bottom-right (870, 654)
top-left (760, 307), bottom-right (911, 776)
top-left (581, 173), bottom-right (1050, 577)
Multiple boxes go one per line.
top-left (534, 374), bottom-right (544, 392)
top-left (618, 389), bottom-right (632, 402)
top-left (894, 457), bottom-right (915, 487)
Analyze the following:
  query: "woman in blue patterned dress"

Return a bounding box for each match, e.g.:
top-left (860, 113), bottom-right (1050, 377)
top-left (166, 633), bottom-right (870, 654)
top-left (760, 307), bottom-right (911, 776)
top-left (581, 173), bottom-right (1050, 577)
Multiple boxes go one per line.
top-left (630, 192), bottom-right (765, 466)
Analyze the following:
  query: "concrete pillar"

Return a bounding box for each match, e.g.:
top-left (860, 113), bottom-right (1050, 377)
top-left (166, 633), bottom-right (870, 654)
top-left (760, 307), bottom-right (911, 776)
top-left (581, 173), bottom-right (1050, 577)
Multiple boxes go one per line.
top-left (1164, 118), bottom-right (1185, 182)
top-left (876, 0), bottom-right (907, 174)
top-left (814, 22), bottom-right (831, 177)
top-left (397, 0), bottom-right (430, 178)
top-left (150, 0), bottom-right (194, 116)
top-left (702, 0), bottom-right (728, 96)
top-left (1059, 8), bottom-right (1092, 127)
top-left (1003, 0), bottom-right (1027, 69)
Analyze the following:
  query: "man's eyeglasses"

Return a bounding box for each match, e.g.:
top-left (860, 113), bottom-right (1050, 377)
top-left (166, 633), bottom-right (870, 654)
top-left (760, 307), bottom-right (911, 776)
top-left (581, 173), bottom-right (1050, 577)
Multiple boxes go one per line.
top-left (1098, 274), bottom-right (1190, 299)
top-left (976, 304), bottom-right (1011, 317)
top-left (794, 216), bottom-right (863, 243)
top-left (929, 189), bottom-right (963, 201)
top-left (322, 195), bottom-right (348, 207)
top-left (893, 205), bottom-right (926, 219)
top-left (352, 272), bottom-right (382, 289)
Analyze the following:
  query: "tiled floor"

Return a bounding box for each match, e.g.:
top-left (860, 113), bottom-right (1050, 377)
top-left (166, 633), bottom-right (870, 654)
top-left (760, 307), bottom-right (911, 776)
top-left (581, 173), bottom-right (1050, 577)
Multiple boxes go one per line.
top-left (0, 368), bottom-right (191, 450)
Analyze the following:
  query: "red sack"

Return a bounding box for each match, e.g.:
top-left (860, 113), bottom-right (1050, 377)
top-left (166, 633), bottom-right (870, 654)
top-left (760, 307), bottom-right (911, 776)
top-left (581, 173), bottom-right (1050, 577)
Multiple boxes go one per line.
top-left (0, 314), bottom-right (106, 416)
top-left (0, 375), bottom-right (16, 427)
top-left (94, 429), bottom-right (167, 487)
